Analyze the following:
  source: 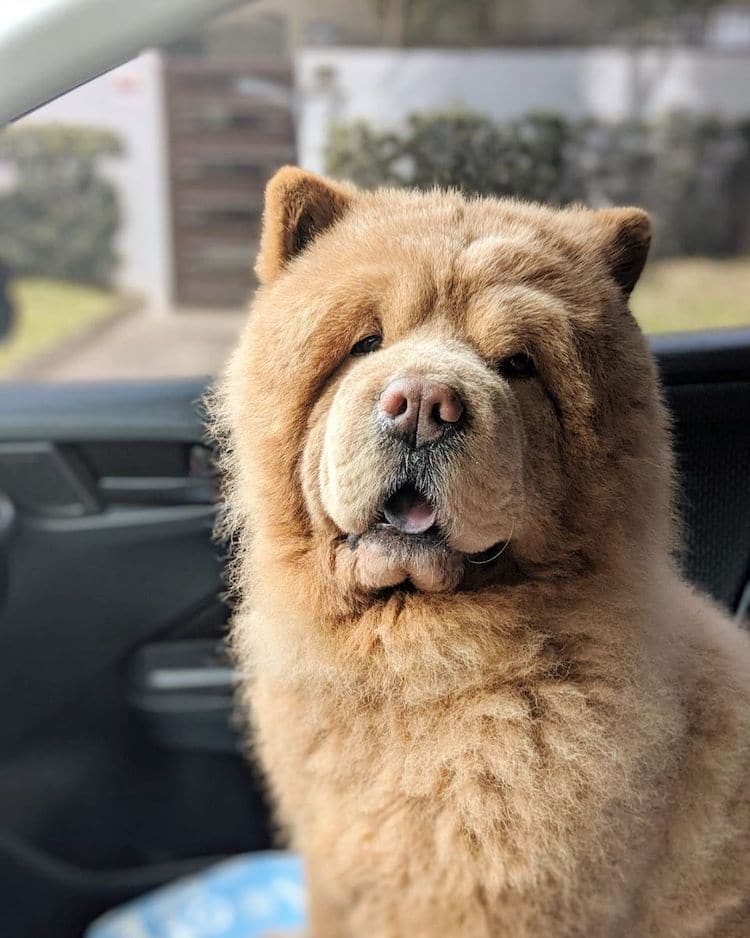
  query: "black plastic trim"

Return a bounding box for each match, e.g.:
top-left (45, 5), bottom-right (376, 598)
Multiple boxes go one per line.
top-left (0, 380), bottom-right (210, 442)
top-left (651, 327), bottom-right (750, 385)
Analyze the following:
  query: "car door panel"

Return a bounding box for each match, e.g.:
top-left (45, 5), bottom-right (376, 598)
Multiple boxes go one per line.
top-left (0, 379), bottom-right (271, 936)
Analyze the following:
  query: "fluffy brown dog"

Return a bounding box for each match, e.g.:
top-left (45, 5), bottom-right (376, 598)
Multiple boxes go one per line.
top-left (213, 167), bottom-right (750, 937)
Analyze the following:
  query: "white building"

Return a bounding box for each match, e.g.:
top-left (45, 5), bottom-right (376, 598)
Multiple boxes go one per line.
top-left (23, 52), bottom-right (173, 312)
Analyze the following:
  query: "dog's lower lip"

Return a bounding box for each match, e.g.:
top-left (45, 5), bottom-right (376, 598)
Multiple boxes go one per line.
top-left (348, 521), bottom-right (443, 546)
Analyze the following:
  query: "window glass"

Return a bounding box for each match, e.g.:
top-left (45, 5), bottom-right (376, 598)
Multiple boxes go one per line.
top-left (1, 0), bottom-right (749, 381)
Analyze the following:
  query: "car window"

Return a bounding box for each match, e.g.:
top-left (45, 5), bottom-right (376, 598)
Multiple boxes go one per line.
top-left (1, 0), bottom-right (749, 382)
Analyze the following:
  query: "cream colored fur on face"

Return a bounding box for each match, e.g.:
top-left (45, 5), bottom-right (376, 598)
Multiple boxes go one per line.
top-left (318, 332), bottom-right (523, 554)
top-left (212, 167), bottom-right (750, 938)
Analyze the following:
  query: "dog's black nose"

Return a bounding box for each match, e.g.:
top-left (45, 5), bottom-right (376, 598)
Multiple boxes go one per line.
top-left (378, 375), bottom-right (464, 447)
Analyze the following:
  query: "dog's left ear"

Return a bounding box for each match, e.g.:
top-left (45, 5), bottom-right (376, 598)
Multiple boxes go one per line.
top-left (256, 166), bottom-right (356, 284)
top-left (591, 208), bottom-right (652, 299)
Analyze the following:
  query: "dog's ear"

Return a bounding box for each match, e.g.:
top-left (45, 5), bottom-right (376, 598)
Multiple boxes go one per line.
top-left (256, 167), bottom-right (356, 284)
top-left (591, 207), bottom-right (651, 299)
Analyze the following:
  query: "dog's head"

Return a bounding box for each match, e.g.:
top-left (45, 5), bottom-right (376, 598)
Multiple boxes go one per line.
top-left (219, 168), bottom-right (672, 603)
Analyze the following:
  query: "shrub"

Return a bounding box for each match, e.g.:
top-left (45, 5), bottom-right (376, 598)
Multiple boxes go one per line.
top-left (327, 110), bottom-right (576, 203)
top-left (325, 109), bottom-right (750, 257)
top-left (576, 113), bottom-right (750, 256)
top-left (0, 125), bottom-right (123, 286)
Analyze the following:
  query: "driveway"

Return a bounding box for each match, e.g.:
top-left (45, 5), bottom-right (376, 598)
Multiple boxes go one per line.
top-left (26, 307), bottom-right (246, 381)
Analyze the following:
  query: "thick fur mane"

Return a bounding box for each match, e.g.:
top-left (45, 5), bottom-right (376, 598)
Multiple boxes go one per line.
top-left (212, 171), bottom-right (750, 938)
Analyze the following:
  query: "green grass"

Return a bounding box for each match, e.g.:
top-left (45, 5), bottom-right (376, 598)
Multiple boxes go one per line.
top-left (631, 257), bottom-right (750, 334)
top-left (0, 278), bottom-right (119, 376)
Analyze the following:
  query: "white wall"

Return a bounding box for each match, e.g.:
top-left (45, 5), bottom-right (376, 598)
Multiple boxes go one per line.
top-left (23, 51), bottom-right (173, 311)
top-left (296, 47), bottom-right (750, 173)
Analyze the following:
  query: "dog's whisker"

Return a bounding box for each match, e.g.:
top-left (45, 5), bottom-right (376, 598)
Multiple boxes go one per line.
top-left (466, 521), bottom-right (515, 565)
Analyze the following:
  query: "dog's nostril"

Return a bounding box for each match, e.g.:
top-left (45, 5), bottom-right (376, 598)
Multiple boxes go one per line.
top-left (380, 387), bottom-right (409, 419)
top-left (393, 395), bottom-right (408, 417)
top-left (433, 391), bottom-right (463, 425)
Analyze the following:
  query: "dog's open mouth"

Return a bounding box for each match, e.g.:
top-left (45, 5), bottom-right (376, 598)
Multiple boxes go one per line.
top-left (382, 484), bottom-right (438, 536)
top-left (363, 484), bottom-right (508, 560)
top-left (343, 483), bottom-right (513, 593)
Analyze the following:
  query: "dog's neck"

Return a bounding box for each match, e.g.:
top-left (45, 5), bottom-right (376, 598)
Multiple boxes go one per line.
top-left (239, 526), bottom-right (675, 706)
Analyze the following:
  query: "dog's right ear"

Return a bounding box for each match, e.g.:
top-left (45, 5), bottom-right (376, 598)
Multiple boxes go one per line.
top-left (255, 167), bottom-right (356, 284)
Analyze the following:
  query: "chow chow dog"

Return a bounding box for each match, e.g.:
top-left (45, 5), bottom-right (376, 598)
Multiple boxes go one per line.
top-left (213, 167), bottom-right (750, 937)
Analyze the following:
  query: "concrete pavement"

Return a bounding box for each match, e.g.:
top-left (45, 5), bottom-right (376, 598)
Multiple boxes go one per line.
top-left (25, 307), bottom-right (247, 381)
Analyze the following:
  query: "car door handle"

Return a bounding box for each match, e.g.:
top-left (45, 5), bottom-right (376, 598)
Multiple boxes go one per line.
top-left (98, 475), bottom-right (217, 506)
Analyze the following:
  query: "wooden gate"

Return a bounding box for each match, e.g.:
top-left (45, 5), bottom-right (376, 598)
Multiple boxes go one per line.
top-left (164, 55), bottom-right (295, 308)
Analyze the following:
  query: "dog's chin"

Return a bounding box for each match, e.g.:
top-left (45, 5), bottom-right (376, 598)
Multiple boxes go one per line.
top-left (345, 523), bottom-right (463, 594)
top-left (344, 523), bottom-right (516, 595)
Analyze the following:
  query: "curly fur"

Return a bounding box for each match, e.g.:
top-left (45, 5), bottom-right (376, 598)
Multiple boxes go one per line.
top-left (209, 167), bottom-right (750, 938)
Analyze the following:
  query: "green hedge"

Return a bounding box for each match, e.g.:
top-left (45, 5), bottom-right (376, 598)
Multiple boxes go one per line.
top-left (326, 110), bottom-right (750, 257)
top-left (0, 125), bottom-right (123, 287)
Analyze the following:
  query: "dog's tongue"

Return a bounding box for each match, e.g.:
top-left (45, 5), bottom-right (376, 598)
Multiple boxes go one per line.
top-left (383, 487), bottom-right (437, 535)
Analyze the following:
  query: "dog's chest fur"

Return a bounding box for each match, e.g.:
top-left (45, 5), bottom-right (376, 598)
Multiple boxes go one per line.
top-left (248, 624), bottom-right (682, 937)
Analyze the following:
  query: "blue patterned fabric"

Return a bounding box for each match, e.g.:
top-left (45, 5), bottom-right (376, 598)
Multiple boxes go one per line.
top-left (87, 852), bottom-right (306, 938)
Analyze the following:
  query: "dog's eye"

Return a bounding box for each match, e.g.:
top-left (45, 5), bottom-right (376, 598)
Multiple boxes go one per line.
top-left (350, 334), bottom-right (382, 356)
top-left (497, 352), bottom-right (537, 379)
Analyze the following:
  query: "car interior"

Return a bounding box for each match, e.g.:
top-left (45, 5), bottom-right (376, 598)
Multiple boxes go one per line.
top-left (1, 1), bottom-right (749, 936)
top-left (0, 328), bottom-right (746, 936)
